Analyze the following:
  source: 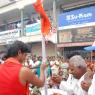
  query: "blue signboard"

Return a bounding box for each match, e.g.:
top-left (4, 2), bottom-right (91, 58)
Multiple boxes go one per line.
top-left (25, 22), bottom-right (41, 36)
top-left (26, 23), bottom-right (41, 33)
top-left (58, 6), bottom-right (95, 28)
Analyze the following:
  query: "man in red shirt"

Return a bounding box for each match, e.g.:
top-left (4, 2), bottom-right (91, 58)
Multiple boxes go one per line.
top-left (0, 41), bottom-right (46, 95)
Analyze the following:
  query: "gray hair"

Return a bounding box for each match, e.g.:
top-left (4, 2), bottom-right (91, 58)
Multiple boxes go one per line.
top-left (69, 55), bottom-right (87, 69)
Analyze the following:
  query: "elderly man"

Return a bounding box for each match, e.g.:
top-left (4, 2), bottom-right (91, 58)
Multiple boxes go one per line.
top-left (87, 52), bottom-right (95, 95)
top-left (88, 73), bottom-right (95, 95)
top-left (84, 41), bottom-right (95, 95)
top-left (60, 55), bottom-right (87, 95)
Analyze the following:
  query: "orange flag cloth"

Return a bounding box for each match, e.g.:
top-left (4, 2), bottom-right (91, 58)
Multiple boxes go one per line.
top-left (33, 0), bottom-right (51, 36)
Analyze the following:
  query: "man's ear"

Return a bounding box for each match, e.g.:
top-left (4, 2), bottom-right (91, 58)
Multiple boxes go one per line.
top-left (18, 50), bottom-right (22, 55)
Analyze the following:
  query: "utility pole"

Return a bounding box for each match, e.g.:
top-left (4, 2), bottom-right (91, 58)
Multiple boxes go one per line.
top-left (53, 0), bottom-right (58, 56)
top-left (20, 8), bottom-right (24, 36)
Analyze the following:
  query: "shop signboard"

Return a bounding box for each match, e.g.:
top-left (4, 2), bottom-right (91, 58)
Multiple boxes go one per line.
top-left (58, 6), bottom-right (95, 30)
top-left (25, 22), bottom-right (41, 36)
top-left (0, 29), bottom-right (20, 44)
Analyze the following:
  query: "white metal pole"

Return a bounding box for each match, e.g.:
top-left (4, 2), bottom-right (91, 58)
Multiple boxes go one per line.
top-left (21, 8), bottom-right (24, 36)
top-left (53, 0), bottom-right (57, 56)
top-left (53, 0), bottom-right (57, 26)
top-left (42, 35), bottom-right (48, 95)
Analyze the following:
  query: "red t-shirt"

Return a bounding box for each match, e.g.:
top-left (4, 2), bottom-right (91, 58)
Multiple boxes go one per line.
top-left (0, 58), bottom-right (29, 95)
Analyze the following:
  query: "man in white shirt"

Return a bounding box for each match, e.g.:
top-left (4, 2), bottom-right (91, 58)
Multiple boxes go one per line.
top-left (60, 55), bottom-right (87, 95)
top-left (88, 73), bottom-right (95, 95)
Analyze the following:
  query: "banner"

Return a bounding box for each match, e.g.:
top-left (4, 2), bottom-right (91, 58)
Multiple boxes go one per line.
top-left (0, 29), bottom-right (20, 44)
top-left (25, 22), bottom-right (41, 36)
top-left (58, 6), bottom-right (95, 30)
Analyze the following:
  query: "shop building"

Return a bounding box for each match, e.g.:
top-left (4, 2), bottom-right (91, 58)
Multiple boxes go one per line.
top-left (57, 5), bottom-right (95, 58)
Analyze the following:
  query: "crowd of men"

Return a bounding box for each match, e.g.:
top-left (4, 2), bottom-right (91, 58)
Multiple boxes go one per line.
top-left (0, 41), bottom-right (95, 95)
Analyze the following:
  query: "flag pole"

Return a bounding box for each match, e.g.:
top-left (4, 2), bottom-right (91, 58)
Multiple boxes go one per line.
top-left (33, 1), bottom-right (50, 94)
top-left (41, 1), bottom-right (48, 94)
top-left (41, 34), bottom-right (48, 95)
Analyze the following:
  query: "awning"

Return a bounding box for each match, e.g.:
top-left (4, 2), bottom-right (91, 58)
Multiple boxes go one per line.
top-left (84, 41), bottom-right (95, 51)
top-left (57, 42), bottom-right (93, 48)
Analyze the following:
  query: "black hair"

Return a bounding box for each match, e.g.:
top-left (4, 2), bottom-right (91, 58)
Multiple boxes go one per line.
top-left (6, 40), bottom-right (31, 58)
top-left (2, 54), bottom-right (7, 61)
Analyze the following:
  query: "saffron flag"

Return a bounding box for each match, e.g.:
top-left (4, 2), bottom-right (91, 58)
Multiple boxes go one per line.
top-left (33, 0), bottom-right (51, 36)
